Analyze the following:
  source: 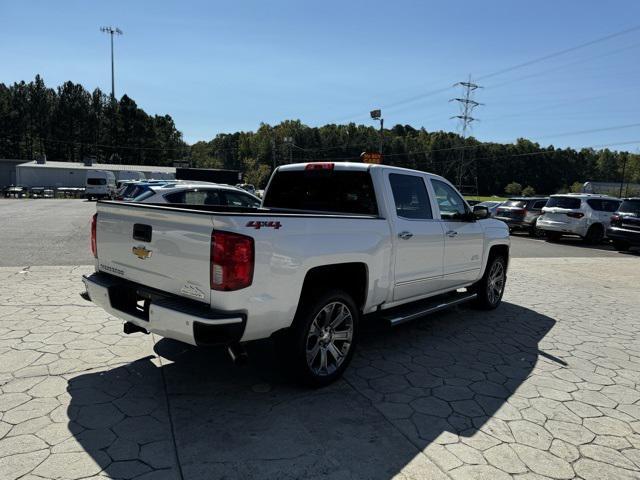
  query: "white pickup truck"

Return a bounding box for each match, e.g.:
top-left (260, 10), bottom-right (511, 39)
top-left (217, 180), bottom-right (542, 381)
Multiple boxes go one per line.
top-left (83, 162), bottom-right (510, 385)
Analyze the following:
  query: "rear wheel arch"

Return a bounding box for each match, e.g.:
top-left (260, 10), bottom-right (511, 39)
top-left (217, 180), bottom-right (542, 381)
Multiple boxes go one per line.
top-left (296, 263), bottom-right (369, 316)
top-left (584, 223), bottom-right (605, 243)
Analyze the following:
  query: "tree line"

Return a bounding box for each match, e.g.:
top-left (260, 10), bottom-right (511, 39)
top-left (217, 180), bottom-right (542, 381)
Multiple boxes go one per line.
top-left (192, 120), bottom-right (640, 195)
top-left (0, 75), bottom-right (187, 165)
top-left (1, 76), bottom-right (638, 195)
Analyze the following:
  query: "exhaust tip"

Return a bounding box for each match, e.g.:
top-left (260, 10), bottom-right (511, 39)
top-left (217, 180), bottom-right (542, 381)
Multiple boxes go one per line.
top-left (227, 344), bottom-right (248, 365)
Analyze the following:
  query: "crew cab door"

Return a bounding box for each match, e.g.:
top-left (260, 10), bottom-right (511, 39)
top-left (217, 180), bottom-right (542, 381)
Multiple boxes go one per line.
top-left (387, 172), bottom-right (445, 301)
top-left (430, 179), bottom-right (484, 288)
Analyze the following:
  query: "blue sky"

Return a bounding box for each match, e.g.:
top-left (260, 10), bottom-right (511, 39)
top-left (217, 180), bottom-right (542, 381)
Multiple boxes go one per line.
top-left (1, 0), bottom-right (639, 150)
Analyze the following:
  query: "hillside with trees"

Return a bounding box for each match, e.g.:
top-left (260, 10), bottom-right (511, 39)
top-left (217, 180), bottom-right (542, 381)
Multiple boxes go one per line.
top-left (192, 120), bottom-right (640, 195)
top-left (1, 76), bottom-right (638, 195)
top-left (0, 75), bottom-right (187, 165)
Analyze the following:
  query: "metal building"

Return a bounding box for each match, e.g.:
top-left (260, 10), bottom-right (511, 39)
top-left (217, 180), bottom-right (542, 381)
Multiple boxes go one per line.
top-left (0, 159), bottom-right (29, 188)
top-left (14, 159), bottom-right (175, 188)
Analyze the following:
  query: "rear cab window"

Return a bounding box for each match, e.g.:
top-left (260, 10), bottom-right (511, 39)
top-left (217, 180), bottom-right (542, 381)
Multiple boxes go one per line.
top-left (546, 196), bottom-right (582, 209)
top-left (263, 169), bottom-right (378, 215)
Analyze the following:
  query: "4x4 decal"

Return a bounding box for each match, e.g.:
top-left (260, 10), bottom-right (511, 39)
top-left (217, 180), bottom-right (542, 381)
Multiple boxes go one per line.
top-left (246, 220), bottom-right (282, 230)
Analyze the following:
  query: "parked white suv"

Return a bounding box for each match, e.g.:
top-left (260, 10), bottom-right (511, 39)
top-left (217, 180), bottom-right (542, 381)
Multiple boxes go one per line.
top-left (537, 193), bottom-right (621, 243)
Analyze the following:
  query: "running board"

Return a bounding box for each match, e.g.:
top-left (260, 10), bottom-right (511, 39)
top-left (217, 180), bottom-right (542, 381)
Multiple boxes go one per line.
top-left (382, 291), bottom-right (477, 327)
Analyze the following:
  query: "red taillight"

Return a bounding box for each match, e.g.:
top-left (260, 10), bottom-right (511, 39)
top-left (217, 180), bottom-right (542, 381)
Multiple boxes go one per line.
top-left (566, 212), bottom-right (584, 219)
top-left (305, 162), bottom-right (334, 171)
top-left (610, 214), bottom-right (621, 226)
top-left (210, 231), bottom-right (254, 291)
top-left (90, 213), bottom-right (98, 258)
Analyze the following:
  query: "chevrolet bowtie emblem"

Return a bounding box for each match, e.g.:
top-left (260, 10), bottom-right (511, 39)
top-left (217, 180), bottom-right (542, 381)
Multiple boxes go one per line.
top-left (132, 246), bottom-right (152, 260)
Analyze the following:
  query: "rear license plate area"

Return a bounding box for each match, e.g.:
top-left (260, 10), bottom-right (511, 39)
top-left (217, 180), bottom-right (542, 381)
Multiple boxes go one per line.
top-left (109, 285), bottom-right (151, 321)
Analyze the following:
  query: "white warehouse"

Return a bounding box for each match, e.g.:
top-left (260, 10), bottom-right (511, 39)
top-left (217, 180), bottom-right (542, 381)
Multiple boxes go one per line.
top-left (15, 159), bottom-right (175, 188)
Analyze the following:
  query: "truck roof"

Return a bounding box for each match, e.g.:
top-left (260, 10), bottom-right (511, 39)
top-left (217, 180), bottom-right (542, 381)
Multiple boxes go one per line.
top-left (278, 162), bottom-right (447, 181)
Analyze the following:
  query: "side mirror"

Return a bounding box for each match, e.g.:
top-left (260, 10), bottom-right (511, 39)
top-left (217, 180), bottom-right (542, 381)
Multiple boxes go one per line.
top-left (473, 205), bottom-right (489, 220)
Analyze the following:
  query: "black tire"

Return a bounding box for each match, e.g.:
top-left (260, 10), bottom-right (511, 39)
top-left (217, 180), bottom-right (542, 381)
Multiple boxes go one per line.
top-left (613, 239), bottom-right (630, 251)
top-left (287, 289), bottom-right (359, 387)
top-left (584, 224), bottom-right (604, 244)
top-left (529, 219), bottom-right (544, 238)
top-left (545, 231), bottom-right (562, 242)
top-left (472, 255), bottom-right (507, 310)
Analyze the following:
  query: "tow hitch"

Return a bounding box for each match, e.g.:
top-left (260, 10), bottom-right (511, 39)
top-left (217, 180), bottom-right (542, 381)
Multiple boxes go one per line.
top-left (123, 321), bottom-right (149, 335)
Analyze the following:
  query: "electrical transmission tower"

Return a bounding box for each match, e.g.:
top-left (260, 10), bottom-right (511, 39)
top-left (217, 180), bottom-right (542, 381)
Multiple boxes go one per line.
top-left (450, 76), bottom-right (483, 194)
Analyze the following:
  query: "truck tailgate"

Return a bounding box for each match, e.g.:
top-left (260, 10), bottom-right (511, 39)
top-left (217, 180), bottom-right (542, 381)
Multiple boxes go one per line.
top-left (95, 202), bottom-right (213, 303)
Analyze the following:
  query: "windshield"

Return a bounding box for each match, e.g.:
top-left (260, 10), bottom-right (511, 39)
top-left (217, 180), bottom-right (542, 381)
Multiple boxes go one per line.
top-left (619, 199), bottom-right (640, 215)
top-left (546, 196), bottom-right (581, 209)
top-left (133, 190), bottom-right (156, 202)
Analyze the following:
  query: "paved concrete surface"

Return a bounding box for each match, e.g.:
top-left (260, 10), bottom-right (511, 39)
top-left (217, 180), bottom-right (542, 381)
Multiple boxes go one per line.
top-left (1, 257), bottom-right (639, 479)
top-left (0, 199), bottom-right (634, 267)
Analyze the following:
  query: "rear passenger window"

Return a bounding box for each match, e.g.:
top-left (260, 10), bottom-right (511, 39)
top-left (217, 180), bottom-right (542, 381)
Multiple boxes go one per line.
top-left (165, 189), bottom-right (223, 205)
top-left (587, 199), bottom-right (603, 211)
top-left (224, 191), bottom-right (260, 208)
top-left (389, 174), bottom-right (432, 219)
top-left (533, 200), bottom-right (547, 209)
top-left (602, 200), bottom-right (621, 212)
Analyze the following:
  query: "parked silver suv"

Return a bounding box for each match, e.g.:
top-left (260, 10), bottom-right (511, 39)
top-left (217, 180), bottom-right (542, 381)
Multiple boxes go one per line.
top-left (537, 193), bottom-right (621, 244)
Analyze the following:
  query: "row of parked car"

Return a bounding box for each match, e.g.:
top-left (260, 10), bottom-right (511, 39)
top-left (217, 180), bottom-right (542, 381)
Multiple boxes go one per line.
top-left (2, 185), bottom-right (86, 198)
top-left (474, 193), bottom-right (640, 252)
top-left (112, 179), bottom-right (263, 208)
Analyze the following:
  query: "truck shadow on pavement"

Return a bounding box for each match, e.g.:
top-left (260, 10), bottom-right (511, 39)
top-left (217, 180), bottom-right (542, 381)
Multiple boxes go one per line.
top-left (66, 302), bottom-right (555, 479)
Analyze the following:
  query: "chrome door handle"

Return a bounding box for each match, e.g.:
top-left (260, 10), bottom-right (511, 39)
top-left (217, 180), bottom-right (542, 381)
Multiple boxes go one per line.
top-left (446, 230), bottom-right (458, 237)
top-left (398, 231), bottom-right (413, 240)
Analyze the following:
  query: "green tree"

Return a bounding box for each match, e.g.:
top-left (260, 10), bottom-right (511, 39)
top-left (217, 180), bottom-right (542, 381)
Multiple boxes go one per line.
top-left (522, 185), bottom-right (536, 196)
top-left (570, 181), bottom-right (583, 193)
top-left (505, 182), bottom-right (522, 196)
top-left (242, 158), bottom-right (272, 188)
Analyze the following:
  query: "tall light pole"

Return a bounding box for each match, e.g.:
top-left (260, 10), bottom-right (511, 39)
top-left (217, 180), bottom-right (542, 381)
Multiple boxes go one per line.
top-left (100, 26), bottom-right (123, 99)
top-left (370, 109), bottom-right (383, 155)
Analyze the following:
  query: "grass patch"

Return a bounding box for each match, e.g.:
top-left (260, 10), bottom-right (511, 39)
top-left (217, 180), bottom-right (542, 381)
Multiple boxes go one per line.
top-left (464, 195), bottom-right (507, 202)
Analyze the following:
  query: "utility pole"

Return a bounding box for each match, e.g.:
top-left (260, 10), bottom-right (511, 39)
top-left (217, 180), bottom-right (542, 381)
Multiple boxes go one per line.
top-left (450, 75), bottom-right (483, 193)
top-left (370, 109), bottom-right (384, 155)
top-left (283, 137), bottom-right (294, 164)
top-left (619, 154), bottom-right (628, 198)
top-left (100, 26), bottom-right (123, 99)
top-left (271, 137), bottom-right (277, 170)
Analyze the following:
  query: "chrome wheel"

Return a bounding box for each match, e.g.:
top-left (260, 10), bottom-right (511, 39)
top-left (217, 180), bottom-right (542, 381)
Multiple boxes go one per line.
top-left (306, 301), bottom-right (354, 376)
top-left (487, 260), bottom-right (505, 305)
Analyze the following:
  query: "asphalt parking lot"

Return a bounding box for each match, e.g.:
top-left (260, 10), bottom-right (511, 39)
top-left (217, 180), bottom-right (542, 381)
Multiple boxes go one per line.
top-left (1, 199), bottom-right (640, 480)
top-left (0, 199), bottom-right (635, 267)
